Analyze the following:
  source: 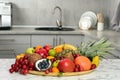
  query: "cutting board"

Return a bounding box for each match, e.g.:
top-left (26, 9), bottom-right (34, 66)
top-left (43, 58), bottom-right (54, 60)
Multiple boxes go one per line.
top-left (29, 70), bottom-right (94, 77)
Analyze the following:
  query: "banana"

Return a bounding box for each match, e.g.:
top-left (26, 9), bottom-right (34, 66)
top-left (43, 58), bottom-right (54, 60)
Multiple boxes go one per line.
top-left (54, 44), bottom-right (77, 51)
top-left (92, 55), bottom-right (100, 67)
top-left (63, 44), bottom-right (77, 50)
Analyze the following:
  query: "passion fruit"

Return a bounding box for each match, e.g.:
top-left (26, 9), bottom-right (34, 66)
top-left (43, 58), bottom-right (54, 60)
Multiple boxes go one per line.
top-left (35, 59), bottom-right (52, 71)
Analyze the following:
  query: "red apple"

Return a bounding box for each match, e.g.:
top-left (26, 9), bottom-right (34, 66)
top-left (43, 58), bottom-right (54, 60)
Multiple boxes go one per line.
top-left (43, 45), bottom-right (51, 52)
top-left (37, 48), bottom-right (48, 58)
top-left (58, 58), bottom-right (75, 72)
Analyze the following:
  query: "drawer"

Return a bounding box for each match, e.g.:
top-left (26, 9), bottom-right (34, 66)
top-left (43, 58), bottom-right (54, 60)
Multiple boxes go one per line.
top-left (0, 44), bottom-right (30, 58)
top-left (0, 35), bottom-right (30, 44)
top-left (0, 51), bottom-right (15, 58)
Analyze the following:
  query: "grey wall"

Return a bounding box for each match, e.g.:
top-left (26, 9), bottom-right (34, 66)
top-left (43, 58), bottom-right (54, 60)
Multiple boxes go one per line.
top-left (0, 0), bottom-right (117, 28)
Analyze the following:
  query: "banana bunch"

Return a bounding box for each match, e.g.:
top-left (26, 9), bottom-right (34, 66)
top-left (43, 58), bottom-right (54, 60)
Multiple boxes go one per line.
top-left (54, 44), bottom-right (77, 51)
top-left (92, 56), bottom-right (99, 67)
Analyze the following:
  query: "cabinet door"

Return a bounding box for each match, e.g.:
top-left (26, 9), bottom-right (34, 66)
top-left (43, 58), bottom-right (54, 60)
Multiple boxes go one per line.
top-left (58, 34), bottom-right (84, 46)
top-left (31, 35), bottom-right (56, 47)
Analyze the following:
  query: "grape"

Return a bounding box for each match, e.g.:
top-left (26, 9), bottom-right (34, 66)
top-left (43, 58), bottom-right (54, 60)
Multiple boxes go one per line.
top-left (22, 65), bottom-right (27, 69)
top-left (74, 68), bottom-right (79, 72)
top-left (9, 68), bottom-right (14, 73)
top-left (11, 64), bottom-right (15, 68)
top-left (91, 64), bottom-right (96, 70)
top-left (45, 70), bottom-right (49, 74)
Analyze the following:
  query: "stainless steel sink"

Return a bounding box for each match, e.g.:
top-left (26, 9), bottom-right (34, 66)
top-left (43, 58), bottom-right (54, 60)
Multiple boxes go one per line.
top-left (35, 27), bottom-right (75, 31)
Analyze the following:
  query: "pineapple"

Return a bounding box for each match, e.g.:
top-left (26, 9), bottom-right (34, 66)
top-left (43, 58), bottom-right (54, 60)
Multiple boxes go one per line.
top-left (77, 38), bottom-right (118, 59)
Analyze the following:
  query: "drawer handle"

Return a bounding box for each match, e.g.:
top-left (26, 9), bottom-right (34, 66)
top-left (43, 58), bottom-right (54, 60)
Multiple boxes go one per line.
top-left (0, 39), bottom-right (15, 41)
top-left (0, 48), bottom-right (14, 51)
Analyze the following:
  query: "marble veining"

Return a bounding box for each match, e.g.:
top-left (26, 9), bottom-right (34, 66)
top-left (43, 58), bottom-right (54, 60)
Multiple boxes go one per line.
top-left (0, 59), bottom-right (120, 80)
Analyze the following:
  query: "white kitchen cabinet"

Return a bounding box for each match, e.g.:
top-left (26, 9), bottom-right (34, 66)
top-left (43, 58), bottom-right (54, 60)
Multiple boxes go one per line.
top-left (0, 35), bottom-right (30, 58)
top-left (31, 34), bottom-right (85, 47)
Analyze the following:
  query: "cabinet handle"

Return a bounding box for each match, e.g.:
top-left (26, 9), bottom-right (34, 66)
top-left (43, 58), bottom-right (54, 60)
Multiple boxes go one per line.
top-left (53, 37), bottom-right (56, 47)
top-left (0, 39), bottom-right (15, 41)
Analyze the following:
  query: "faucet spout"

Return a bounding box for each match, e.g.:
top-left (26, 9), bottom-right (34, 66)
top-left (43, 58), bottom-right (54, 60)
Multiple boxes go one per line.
top-left (53, 6), bottom-right (62, 29)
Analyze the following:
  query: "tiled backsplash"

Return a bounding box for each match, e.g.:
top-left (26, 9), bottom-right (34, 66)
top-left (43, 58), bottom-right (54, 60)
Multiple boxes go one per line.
top-left (0, 0), bottom-right (117, 28)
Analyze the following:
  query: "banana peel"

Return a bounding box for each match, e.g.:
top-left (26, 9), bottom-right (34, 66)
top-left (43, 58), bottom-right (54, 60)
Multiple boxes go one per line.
top-left (54, 44), bottom-right (77, 51)
top-left (91, 55), bottom-right (100, 67)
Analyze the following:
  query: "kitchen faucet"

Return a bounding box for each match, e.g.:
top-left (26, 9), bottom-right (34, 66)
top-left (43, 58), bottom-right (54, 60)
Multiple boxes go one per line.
top-left (53, 6), bottom-right (62, 29)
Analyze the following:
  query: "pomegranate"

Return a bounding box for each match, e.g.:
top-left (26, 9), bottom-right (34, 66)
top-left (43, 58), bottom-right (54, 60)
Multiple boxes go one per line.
top-left (58, 58), bottom-right (75, 72)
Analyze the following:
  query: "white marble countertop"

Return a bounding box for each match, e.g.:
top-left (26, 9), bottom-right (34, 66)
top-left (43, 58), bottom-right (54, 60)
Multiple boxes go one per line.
top-left (0, 59), bottom-right (120, 80)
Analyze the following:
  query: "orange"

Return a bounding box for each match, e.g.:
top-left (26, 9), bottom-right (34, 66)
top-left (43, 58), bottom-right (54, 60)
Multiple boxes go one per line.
top-left (52, 67), bottom-right (60, 73)
top-left (54, 47), bottom-right (63, 54)
top-left (19, 53), bottom-right (25, 57)
top-left (35, 45), bottom-right (42, 51)
top-left (16, 55), bottom-right (21, 60)
top-left (46, 56), bottom-right (55, 59)
top-left (74, 56), bottom-right (92, 71)
top-left (16, 53), bottom-right (25, 60)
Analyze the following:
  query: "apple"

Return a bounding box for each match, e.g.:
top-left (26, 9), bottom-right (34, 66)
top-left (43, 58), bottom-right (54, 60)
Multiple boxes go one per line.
top-left (36, 48), bottom-right (48, 58)
top-left (43, 45), bottom-right (51, 52)
top-left (58, 58), bottom-right (75, 72)
top-left (26, 48), bottom-right (35, 54)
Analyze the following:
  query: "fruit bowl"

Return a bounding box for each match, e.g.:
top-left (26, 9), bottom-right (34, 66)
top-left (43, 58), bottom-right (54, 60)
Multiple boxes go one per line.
top-left (9, 39), bottom-right (113, 76)
top-left (29, 70), bottom-right (94, 76)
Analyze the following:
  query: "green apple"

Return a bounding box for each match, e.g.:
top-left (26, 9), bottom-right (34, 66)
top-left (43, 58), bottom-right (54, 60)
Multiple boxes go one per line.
top-left (52, 60), bottom-right (60, 67)
top-left (48, 49), bottom-right (56, 56)
top-left (26, 48), bottom-right (35, 54)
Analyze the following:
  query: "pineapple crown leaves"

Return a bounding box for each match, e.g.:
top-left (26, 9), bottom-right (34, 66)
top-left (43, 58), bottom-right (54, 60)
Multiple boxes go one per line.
top-left (77, 38), bottom-right (115, 58)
